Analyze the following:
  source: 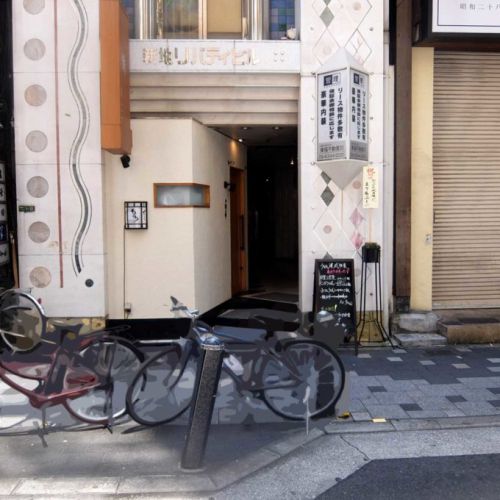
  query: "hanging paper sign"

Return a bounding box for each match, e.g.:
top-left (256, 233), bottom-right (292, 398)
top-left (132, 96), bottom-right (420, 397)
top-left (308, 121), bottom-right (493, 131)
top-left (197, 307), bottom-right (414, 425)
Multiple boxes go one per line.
top-left (363, 165), bottom-right (378, 208)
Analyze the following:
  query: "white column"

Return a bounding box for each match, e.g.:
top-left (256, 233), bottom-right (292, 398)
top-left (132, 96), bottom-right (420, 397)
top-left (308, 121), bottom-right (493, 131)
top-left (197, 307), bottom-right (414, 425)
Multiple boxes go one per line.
top-left (13, 0), bottom-right (106, 317)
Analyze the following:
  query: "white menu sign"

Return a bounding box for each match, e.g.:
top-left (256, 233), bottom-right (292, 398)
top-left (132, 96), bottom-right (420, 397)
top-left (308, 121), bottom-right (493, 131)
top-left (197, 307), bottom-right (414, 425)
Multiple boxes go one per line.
top-left (317, 69), bottom-right (369, 163)
top-left (433, 0), bottom-right (500, 33)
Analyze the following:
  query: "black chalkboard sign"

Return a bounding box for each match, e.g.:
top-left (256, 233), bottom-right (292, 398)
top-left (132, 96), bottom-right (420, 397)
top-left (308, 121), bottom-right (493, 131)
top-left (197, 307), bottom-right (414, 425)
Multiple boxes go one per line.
top-left (313, 259), bottom-right (356, 339)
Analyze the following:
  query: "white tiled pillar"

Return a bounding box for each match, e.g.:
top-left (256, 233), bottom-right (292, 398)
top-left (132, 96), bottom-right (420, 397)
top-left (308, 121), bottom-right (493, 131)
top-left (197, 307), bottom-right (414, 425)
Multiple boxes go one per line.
top-left (299, 0), bottom-right (388, 316)
top-left (13, 0), bottom-right (105, 317)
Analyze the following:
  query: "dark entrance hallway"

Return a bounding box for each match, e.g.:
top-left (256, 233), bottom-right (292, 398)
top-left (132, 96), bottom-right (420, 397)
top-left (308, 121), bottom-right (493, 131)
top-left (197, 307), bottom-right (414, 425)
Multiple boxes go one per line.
top-left (247, 146), bottom-right (298, 300)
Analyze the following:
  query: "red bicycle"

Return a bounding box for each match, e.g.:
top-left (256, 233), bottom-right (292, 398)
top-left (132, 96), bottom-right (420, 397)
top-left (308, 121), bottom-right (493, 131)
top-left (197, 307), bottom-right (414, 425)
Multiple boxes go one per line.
top-left (0, 289), bottom-right (144, 426)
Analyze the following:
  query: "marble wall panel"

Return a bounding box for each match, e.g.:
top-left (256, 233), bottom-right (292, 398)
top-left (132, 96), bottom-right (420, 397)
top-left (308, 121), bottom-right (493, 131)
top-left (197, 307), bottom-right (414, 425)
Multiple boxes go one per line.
top-left (13, 0), bottom-right (105, 318)
top-left (299, 0), bottom-right (388, 316)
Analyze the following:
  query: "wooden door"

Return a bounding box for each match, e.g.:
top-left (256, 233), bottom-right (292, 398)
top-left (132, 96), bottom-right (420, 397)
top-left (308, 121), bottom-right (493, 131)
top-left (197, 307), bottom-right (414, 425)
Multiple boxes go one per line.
top-left (230, 168), bottom-right (247, 294)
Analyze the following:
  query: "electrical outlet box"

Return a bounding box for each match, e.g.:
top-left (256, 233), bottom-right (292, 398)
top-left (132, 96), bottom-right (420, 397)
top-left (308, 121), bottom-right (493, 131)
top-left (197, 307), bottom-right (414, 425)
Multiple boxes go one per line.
top-left (124, 302), bottom-right (132, 313)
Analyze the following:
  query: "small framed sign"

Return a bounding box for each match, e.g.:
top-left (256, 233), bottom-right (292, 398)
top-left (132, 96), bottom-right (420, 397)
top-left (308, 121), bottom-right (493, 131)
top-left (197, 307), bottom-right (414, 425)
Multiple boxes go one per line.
top-left (124, 201), bottom-right (148, 229)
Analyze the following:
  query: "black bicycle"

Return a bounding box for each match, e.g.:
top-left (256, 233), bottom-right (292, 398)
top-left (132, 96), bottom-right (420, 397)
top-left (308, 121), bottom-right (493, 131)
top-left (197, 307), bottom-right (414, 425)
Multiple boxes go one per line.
top-left (126, 297), bottom-right (345, 425)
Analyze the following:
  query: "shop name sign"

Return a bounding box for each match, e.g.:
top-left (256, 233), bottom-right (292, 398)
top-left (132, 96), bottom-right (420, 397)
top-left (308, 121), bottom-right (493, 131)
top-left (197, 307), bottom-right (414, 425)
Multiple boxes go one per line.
top-left (317, 68), bottom-right (369, 163)
top-left (129, 40), bottom-right (300, 73)
top-left (433, 0), bottom-right (500, 33)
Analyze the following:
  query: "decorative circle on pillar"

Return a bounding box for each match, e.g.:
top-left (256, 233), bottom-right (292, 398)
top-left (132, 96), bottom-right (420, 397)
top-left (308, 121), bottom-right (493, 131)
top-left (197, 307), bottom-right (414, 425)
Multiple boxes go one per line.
top-left (28, 221), bottom-right (50, 243)
top-left (323, 225), bottom-right (332, 234)
top-left (25, 84), bottom-right (47, 106)
top-left (29, 266), bottom-right (51, 288)
top-left (27, 176), bottom-right (49, 198)
top-left (352, 180), bottom-right (362, 190)
top-left (23, 0), bottom-right (45, 15)
top-left (23, 38), bottom-right (46, 61)
top-left (353, 1), bottom-right (362, 11)
top-left (85, 279), bottom-right (94, 288)
top-left (26, 130), bottom-right (48, 152)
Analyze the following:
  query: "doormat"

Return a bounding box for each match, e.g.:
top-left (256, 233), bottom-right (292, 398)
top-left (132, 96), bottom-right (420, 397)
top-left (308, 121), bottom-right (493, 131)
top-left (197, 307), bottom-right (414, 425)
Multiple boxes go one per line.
top-left (248, 292), bottom-right (299, 303)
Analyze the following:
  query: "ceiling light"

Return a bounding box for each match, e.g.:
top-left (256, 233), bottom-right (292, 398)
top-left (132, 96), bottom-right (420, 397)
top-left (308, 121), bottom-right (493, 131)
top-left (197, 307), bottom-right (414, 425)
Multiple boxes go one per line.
top-left (241, 126), bottom-right (250, 130)
top-left (273, 126), bottom-right (281, 131)
top-left (238, 138), bottom-right (244, 143)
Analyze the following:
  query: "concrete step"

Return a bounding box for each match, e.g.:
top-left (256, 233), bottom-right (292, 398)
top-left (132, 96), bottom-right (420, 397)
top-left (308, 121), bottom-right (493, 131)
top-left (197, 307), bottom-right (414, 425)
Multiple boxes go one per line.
top-left (438, 318), bottom-right (500, 344)
top-left (391, 312), bottom-right (439, 334)
top-left (393, 332), bottom-right (447, 347)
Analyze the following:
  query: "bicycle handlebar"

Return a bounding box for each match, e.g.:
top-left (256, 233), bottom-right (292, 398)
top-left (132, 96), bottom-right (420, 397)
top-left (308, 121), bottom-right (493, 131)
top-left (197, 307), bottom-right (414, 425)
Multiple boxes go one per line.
top-left (169, 296), bottom-right (213, 344)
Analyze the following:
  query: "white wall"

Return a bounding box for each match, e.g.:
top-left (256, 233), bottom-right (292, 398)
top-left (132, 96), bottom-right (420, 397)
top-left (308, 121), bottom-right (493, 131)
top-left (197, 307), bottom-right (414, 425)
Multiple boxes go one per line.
top-left (192, 121), bottom-right (245, 313)
top-left (104, 118), bottom-right (245, 319)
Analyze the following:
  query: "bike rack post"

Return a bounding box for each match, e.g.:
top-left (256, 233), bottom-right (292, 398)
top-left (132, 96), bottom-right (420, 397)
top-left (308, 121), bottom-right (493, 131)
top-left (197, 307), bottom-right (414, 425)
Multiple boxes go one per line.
top-left (181, 333), bottom-right (224, 471)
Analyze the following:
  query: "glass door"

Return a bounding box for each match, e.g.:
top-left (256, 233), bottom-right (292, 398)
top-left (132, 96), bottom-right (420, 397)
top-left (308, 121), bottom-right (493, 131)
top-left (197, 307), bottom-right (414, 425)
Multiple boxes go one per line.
top-left (162, 0), bottom-right (201, 39)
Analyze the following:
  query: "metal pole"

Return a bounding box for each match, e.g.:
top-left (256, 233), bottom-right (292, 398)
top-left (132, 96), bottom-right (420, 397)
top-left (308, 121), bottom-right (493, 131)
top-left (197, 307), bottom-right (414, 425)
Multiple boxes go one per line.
top-left (181, 334), bottom-right (224, 471)
top-left (246, 0), bottom-right (265, 40)
top-left (134, 0), bottom-right (156, 39)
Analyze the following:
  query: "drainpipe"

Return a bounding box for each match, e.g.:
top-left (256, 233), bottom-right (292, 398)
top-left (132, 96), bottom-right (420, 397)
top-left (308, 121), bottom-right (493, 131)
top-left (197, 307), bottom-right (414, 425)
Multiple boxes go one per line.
top-left (134, 0), bottom-right (156, 39)
top-left (243, 0), bottom-right (268, 40)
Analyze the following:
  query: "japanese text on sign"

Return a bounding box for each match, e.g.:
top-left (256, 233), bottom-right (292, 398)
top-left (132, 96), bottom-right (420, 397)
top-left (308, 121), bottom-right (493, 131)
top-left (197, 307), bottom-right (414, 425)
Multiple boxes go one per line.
top-left (349, 71), bottom-right (368, 161)
top-left (433, 0), bottom-right (500, 33)
top-left (314, 259), bottom-right (357, 339)
top-left (317, 71), bottom-right (346, 161)
top-left (363, 165), bottom-right (379, 209)
top-left (142, 47), bottom-right (260, 66)
top-left (317, 68), bottom-right (369, 163)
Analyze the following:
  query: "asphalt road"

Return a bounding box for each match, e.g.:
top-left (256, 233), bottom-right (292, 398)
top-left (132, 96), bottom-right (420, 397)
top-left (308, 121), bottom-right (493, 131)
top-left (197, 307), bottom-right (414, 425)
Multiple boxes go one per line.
top-left (316, 453), bottom-right (500, 500)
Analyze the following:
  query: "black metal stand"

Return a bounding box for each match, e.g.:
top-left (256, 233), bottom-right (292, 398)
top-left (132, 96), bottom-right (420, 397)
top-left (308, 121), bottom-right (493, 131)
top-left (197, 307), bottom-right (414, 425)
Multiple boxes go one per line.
top-left (356, 244), bottom-right (395, 354)
top-left (181, 334), bottom-right (224, 471)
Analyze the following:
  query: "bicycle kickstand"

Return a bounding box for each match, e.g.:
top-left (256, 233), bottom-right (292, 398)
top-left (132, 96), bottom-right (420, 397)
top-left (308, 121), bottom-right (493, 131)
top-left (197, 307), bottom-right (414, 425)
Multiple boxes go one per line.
top-left (41, 406), bottom-right (47, 432)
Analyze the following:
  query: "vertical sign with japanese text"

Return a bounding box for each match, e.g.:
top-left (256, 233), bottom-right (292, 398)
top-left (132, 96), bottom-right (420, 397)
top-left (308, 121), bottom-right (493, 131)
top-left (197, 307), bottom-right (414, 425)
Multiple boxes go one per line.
top-left (317, 71), bottom-right (346, 161)
top-left (350, 71), bottom-right (368, 161)
top-left (317, 68), bottom-right (369, 163)
top-left (363, 165), bottom-right (379, 208)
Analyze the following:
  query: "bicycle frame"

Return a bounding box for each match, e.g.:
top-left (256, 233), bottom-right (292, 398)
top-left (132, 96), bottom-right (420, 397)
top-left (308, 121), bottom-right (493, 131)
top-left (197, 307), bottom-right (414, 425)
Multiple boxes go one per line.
top-left (0, 330), bottom-right (119, 409)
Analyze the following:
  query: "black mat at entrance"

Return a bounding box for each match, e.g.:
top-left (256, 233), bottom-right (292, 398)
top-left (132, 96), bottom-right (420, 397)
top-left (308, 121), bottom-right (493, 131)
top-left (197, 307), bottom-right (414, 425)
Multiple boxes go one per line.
top-left (248, 292), bottom-right (299, 303)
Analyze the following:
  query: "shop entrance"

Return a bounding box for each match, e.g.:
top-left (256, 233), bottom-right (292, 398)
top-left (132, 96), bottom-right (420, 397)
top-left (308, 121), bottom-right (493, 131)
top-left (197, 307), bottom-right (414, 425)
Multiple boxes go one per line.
top-left (246, 145), bottom-right (298, 300)
top-left (220, 125), bottom-right (298, 301)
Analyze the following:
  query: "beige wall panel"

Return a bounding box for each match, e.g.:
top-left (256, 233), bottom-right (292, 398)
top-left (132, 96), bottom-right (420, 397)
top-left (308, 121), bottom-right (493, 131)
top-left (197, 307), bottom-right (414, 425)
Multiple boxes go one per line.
top-left (104, 119), bottom-right (195, 319)
top-left (105, 118), bottom-right (246, 319)
top-left (411, 48), bottom-right (434, 311)
top-left (192, 121), bottom-right (245, 312)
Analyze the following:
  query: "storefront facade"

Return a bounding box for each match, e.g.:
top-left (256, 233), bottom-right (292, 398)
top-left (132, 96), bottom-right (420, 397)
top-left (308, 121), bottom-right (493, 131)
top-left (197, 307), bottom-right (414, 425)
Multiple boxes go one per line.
top-left (10, 0), bottom-right (393, 327)
top-left (393, 0), bottom-right (500, 340)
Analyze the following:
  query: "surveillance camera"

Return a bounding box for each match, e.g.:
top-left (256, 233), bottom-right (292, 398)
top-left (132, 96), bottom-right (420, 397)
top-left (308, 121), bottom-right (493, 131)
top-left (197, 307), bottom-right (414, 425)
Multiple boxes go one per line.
top-left (120, 155), bottom-right (131, 168)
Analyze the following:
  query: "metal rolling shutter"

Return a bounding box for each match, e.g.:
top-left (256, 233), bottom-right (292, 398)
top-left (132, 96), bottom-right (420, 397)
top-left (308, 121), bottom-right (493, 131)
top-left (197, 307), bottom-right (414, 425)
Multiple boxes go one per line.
top-left (433, 51), bottom-right (500, 308)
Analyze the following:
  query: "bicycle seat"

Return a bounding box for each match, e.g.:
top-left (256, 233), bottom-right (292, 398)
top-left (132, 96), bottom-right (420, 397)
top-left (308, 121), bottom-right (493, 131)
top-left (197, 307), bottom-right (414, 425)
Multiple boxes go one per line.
top-left (213, 325), bottom-right (267, 344)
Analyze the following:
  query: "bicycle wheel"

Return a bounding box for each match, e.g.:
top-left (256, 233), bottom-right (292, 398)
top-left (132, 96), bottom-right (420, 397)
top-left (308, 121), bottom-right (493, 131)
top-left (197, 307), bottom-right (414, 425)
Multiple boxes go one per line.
top-left (261, 340), bottom-right (345, 420)
top-left (126, 343), bottom-right (196, 426)
top-left (0, 290), bottom-right (46, 352)
top-left (64, 338), bottom-right (143, 425)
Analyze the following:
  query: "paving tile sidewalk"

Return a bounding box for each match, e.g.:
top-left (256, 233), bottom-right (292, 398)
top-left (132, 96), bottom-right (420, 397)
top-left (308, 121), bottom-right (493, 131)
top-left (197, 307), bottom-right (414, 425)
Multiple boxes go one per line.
top-left (0, 420), bottom-right (319, 496)
top-left (339, 345), bottom-right (500, 421)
